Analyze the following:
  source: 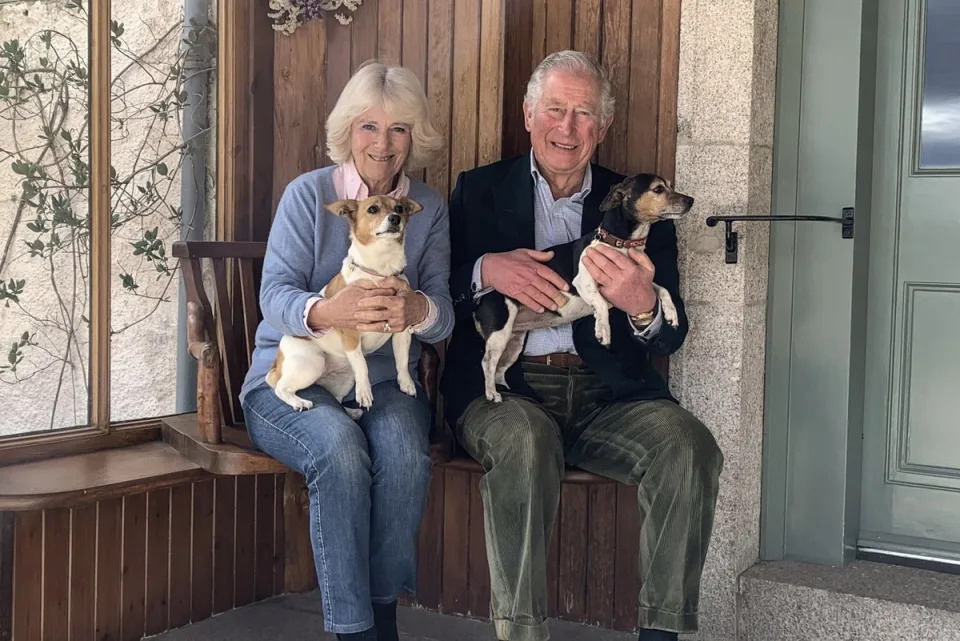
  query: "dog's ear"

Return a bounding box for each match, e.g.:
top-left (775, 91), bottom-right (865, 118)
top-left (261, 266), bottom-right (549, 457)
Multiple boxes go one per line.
top-left (325, 199), bottom-right (358, 219)
top-left (395, 197), bottom-right (423, 216)
top-left (599, 181), bottom-right (628, 212)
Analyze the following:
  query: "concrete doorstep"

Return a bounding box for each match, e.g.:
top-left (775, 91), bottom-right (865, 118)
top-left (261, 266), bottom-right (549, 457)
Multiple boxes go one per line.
top-left (148, 592), bottom-right (638, 641)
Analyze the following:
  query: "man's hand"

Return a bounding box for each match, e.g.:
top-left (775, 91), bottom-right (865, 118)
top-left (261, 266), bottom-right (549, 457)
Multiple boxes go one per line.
top-left (481, 249), bottom-right (569, 313)
top-left (307, 279), bottom-right (397, 331)
top-left (354, 276), bottom-right (429, 332)
top-left (582, 244), bottom-right (657, 317)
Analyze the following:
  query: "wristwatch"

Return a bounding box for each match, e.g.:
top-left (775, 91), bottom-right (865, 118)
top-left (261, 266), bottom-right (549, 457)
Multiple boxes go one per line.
top-left (629, 300), bottom-right (658, 328)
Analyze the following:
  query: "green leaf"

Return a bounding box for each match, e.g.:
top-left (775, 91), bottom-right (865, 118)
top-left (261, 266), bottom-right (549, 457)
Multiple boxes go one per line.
top-left (156, 162), bottom-right (168, 176)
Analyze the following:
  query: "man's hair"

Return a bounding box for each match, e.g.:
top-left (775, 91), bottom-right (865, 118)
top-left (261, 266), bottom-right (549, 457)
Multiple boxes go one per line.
top-left (326, 61), bottom-right (444, 171)
top-left (523, 50), bottom-right (614, 123)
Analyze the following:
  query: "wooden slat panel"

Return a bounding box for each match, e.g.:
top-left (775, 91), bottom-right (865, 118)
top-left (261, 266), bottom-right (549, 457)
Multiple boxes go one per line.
top-left (545, 0), bottom-right (573, 55)
top-left (477, 0), bottom-right (504, 167)
top-left (1, 513), bottom-right (13, 641)
top-left (558, 484), bottom-right (587, 621)
top-left (212, 259), bottom-right (243, 425)
top-left (273, 474), bottom-right (286, 595)
top-left (191, 480), bottom-right (214, 622)
top-left (145, 490), bottom-right (171, 635)
top-left (234, 476), bottom-right (257, 607)
top-left (501, 0), bottom-right (535, 158)
top-left (168, 485), bottom-right (193, 629)
top-left (450, 0), bottom-right (481, 184)
top-left (425, 0), bottom-right (453, 196)
top-left (282, 473), bottom-right (315, 594)
top-left (401, 0), bottom-right (427, 81)
top-left (121, 494), bottom-right (146, 641)
top-left (599, 0), bottom-right (632, 173)
top-left (627, 0), bottom-right (661, 174)
top-left (255, 474), bottom-right (276, 601)
top-left (351, 0), bottom-right (379, 71)
top-left (13, 511), bottom-right (42, 641)
top-left (42, 509), bottom-right (70, 641)
top-left (70, 504), bottom-right (97, 641)
top-left (585, 484), bottom-right (617, 625)
top-left (613, 483), bottom-right (641, 630)
top-left (323, 18), bottom-right (351, 169)
top-left (378, 0), bottom-right (403, 64)
top-left (212, 477), bottom-right (236, 614)
top-left (250, 0), bottom-right (276, 243)
top-left (574, 0), bottom-right (603, 62)
top-left (440, 469), bottom-right (471, 613)
top-left (415, 469), bottom-right (444, 609)
top-left (95, 499), bottom-right (123, 641)
top-left (531, 0), bottom-right (547, 64)
top-left (466, 472), bottom-right (489, 617)
top-left (273, 18), bottom-right (327, 210)
top-left (238, 260), bottom-right (259, 365)
top-left (656, 0), bottom-right (681, 179)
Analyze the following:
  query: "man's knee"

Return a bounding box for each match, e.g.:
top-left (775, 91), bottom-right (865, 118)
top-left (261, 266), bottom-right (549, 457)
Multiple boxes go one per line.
top-left (460, 397), bottom-right (563, 476)
top-left (657, 410), bottom-right (723, 487)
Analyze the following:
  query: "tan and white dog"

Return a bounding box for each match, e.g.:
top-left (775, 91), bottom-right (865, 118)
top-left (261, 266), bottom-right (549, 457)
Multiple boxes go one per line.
top-left (266, 195), bottom-right (423, 418)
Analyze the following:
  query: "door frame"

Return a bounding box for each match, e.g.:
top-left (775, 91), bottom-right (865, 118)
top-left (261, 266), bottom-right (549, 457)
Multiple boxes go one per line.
top-left (760, 0), bottom-right (880, 565)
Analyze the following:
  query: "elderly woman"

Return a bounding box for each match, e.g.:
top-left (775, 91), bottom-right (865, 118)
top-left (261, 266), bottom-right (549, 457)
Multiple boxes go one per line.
top-left (239, 62), bottom-right (453, 641)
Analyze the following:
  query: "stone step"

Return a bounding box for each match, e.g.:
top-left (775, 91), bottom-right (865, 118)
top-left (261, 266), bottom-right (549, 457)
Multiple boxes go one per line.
top-left (738, 560), bottom-right (960, 641)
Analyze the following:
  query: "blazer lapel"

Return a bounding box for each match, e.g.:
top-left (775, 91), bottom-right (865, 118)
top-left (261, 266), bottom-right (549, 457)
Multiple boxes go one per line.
top-left (494, 155), bottom-right (536, 249)
top-left (581, 164), bottom-right (622, 236)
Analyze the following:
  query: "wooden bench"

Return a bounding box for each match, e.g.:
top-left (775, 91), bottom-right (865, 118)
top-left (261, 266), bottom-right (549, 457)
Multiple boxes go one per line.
top-left (165, 239), bottom-right (623, 484)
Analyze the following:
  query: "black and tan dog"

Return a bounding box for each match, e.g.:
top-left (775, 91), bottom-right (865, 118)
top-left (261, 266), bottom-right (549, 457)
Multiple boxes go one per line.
top-left (266, 194), bottom-right (423, 416)
top-left (473, 173), bottom-right (694, 402)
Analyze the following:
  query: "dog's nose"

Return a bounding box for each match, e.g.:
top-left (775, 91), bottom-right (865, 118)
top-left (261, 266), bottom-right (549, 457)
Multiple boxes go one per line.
top-left (387, 214), bottom-right (401, 225)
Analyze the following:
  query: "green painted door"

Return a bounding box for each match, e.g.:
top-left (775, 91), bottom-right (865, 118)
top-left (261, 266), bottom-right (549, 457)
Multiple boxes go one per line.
top-left (859, 0), bottom-right (960, 562)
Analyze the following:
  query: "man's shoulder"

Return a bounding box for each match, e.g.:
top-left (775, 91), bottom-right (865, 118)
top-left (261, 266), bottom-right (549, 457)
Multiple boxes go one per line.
top-left (455, 155), bottom-right (527, 190)
top-left (590, 162), bottom-right (625, 190)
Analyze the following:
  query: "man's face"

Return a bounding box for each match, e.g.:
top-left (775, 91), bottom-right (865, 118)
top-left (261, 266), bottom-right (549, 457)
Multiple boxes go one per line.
top-left (523, 69), bottom-right (612, 181)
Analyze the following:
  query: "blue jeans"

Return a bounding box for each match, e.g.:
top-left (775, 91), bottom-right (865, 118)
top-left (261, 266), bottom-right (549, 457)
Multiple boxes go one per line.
top-left (242, 380), bottom-right (433, 634)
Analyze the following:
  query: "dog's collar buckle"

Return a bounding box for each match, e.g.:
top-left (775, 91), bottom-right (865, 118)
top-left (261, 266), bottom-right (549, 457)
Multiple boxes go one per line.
top-left (595, 226), bottom-right (647, 250)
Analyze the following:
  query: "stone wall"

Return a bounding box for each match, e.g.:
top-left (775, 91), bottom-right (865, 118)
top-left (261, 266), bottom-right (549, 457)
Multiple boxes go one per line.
top-left (671, 0), bottom-right (779, 639)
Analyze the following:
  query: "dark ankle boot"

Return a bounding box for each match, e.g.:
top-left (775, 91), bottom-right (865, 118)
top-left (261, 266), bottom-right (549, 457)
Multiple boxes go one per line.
top-left (372, 600), bottom-right (399, 641)
top-left (336, 627), bottom-right (378, 641)
top-left (638, 629), bottom-right (678, 641)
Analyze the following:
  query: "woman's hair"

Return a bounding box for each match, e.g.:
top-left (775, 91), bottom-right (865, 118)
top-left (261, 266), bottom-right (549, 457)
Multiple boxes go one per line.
top-left (524, 50), bottom-right (615, 124)
top-left (325, 61), bottom-right (444, 171)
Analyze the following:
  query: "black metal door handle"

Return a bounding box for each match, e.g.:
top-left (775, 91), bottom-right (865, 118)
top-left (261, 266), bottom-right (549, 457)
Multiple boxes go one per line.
top-left (705, 207), bottom-right (854, 264)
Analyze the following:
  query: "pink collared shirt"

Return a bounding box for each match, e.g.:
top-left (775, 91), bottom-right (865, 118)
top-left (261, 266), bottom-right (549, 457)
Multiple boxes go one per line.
top-left (303, 161), bottom-right (438, 335)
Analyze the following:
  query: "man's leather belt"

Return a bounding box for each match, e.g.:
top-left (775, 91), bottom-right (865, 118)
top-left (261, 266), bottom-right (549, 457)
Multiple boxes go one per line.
top-left (521, 353), bottom-right (584, 369)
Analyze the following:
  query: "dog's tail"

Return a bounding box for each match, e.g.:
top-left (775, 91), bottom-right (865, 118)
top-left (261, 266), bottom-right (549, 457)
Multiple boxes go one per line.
top-left (265, 349), bottom-right (284, 387)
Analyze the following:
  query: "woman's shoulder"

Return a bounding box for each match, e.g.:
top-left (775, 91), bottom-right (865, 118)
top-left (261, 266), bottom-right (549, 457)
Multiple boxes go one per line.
top-left (283, 166), bottom-right (338, 198)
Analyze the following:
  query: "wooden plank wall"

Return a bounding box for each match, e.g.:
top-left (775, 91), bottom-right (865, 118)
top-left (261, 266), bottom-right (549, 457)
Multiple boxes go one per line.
top-left (4, 474), bottom-right (284, 641)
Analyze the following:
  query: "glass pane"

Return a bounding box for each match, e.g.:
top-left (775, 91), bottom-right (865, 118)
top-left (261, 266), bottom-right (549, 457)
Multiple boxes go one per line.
top-left (919, 0), bottom-right (960, 169)
top-left (109, 0), bottom-right (218, 422)
top-left (0, 2), bottom-right (91, 435)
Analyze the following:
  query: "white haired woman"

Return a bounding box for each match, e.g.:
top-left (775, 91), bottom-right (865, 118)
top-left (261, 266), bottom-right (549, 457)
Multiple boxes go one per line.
top-left (239, 62), bottom-right (453, 641)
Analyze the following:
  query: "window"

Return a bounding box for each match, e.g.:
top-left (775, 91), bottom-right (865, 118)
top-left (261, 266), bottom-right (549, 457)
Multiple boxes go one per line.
top-left (918, 0), bottom-right (960, 169)
top-left (0, 0), bottom-right (218, 436)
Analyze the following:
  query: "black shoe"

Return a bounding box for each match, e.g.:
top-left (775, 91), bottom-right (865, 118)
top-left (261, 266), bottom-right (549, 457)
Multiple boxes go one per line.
top-left (337, 628), bottom-right (378, 641)
top-left (638, 629), bottom-right (678, 641)
top-left (372, 600), bottom-right (399, 641)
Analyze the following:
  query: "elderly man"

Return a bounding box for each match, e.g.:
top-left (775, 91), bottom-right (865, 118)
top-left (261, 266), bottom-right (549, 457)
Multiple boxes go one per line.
top-left (439, 51), bottom-right (723, 641)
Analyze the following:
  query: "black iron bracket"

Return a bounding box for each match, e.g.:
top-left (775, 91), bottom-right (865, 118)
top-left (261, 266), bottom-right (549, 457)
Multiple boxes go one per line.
top-left (705, 207), bottom-right (854, 264)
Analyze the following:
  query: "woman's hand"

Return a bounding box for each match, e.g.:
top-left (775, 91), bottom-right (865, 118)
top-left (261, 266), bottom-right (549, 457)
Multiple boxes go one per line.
top-left (306, 280), bottom-right (397, 331)
top-left (354, 276), bottom-right (429, 333)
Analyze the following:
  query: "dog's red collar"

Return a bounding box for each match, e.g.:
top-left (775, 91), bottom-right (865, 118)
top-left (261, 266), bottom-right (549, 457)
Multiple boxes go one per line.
top-left (595, 227), bottom-right (647, 250)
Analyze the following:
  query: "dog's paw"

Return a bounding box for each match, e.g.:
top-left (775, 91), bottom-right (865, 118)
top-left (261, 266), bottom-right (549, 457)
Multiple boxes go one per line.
top-left (344, 407), bottom-right (364, 421)
top-left (664, 307), bottom-right (680, 328)
top-left (398, 375), bottom-right (417, 397)
top-left (355, 384), bottom-right (374, 409)
top-left (485, 389), bottom-right (503, 403)
top-left (595, 322), bottom-right (612, 346)
top-left (289, 396), bottom-right (313, 412)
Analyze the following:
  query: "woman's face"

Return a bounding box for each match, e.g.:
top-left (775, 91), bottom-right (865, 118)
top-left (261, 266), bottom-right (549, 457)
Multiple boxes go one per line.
top-left (350, 106), bottom-right (412, 191)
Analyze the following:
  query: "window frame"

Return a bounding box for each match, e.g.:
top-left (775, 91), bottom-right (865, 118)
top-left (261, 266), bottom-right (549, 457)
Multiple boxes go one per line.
top-left (0, 0), bottom-right (271, 463)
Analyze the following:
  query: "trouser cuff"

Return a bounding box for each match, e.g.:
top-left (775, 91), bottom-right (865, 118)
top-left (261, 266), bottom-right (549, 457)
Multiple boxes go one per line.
top-left (638, 604), bottom-right (698, 634)
top-left (493, 617), bottom-right (550, 641)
